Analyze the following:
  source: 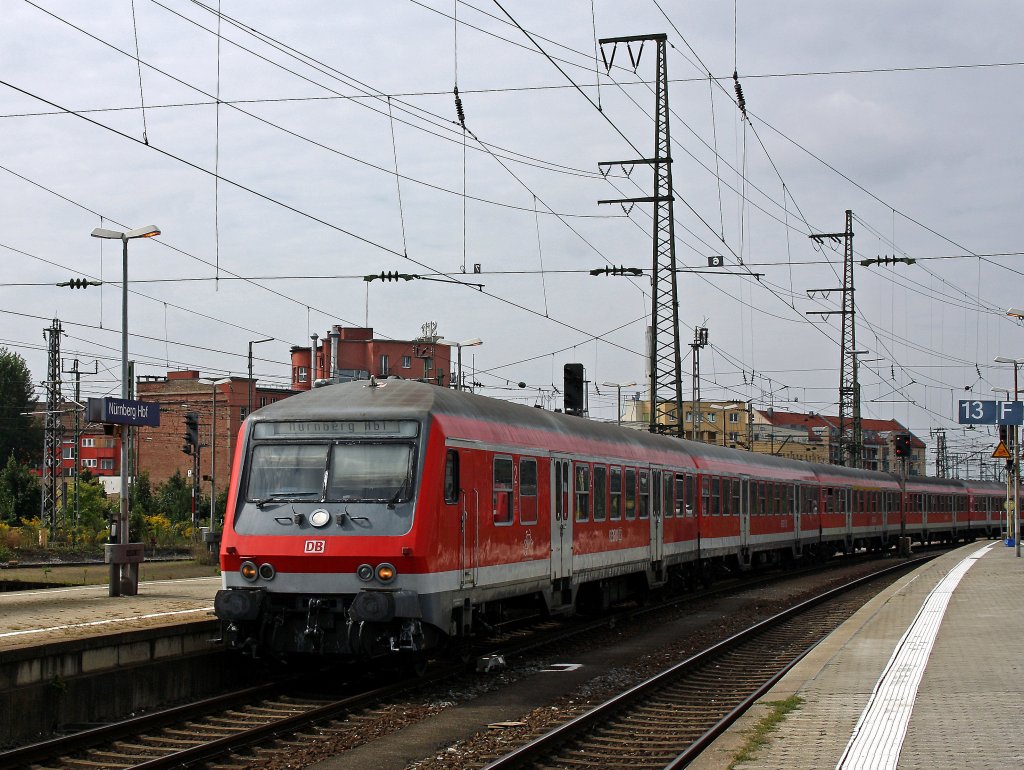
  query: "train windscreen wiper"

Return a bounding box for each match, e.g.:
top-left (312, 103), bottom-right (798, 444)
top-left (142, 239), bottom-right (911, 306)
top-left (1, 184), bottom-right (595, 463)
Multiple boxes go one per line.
top-left (253, 491), bottom-right (319, 509)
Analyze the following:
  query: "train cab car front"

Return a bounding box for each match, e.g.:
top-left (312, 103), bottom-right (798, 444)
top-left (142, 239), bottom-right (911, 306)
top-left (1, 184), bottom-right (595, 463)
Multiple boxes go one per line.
top-left (215, 391), bottom-right (444, 659)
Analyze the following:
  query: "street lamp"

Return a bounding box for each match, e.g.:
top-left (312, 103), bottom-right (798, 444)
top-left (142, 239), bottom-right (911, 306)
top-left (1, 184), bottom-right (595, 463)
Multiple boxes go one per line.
top-left (437, 338), bottom-right (482, 391)
top-left (248, 338), bottom-right (274, 415)
top-left (91, 224), bottom-right (159, 597)
top-left (601, 381), bottom-right (636, 427)
top-left (994, 355), bottom-right (1024, 557)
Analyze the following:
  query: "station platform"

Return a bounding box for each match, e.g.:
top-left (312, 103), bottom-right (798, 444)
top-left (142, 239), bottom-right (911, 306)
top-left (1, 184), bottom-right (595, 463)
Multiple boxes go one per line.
top-left (691, 541), bottom-right (1024, 769)
top-left (0, 575), bottom-right (220, 653)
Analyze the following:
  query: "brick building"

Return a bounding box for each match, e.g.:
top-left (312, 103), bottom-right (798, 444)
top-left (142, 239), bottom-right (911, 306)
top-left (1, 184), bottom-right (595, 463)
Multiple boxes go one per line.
top-left (135, 370), bottom-right (293, 490)
top-left (290, 325), bottom-right (454, 390)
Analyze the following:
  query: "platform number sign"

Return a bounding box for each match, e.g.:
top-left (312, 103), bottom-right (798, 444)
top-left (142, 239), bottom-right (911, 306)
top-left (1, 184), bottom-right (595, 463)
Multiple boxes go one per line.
top-left (958, 400), bottom-right (1024, 425)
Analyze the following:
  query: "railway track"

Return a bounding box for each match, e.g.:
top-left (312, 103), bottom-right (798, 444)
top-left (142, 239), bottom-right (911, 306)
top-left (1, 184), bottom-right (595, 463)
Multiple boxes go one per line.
top-left (0, 554), bottom-right (930, 770)
top-left (477, 559), bottom-right (919, 770)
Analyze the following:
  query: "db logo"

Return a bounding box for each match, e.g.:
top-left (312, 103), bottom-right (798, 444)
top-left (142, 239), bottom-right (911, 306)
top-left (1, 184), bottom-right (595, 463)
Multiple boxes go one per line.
top-left (304, 540), bottom-right (326, 554)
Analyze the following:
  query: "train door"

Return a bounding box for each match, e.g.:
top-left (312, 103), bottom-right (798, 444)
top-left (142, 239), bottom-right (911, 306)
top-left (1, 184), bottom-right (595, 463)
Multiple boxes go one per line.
top-left (550, 456), bottom-right (573, 581)
top-left (792, 483), bottom-right (802, 548)
top-left (739, 476), bottom-right (751, 554)
top-left (459, 453), bottom-right (479, 589)
top-left (650, 468), bottom-right (664, 565)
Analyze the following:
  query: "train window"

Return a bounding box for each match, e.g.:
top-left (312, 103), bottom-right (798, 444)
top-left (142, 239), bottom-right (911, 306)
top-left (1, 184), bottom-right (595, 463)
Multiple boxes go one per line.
top-left (685, 474), bottom-right (697, 516)
top-left (493, 457), bottom-right (513, 525)
top-left (520, 458), bottom-right (538, 524)
top-left (575, 463), bottom-right (591, 522)
top-left (652, 470), bottom-right (662, 519)
top-left (638, 470), bottom-right (650, 520)
top-left (324, 443), bottom-right (414, 503)
top-left (610, 466), bottom-right (622, 521)
top-left (444, 450), bottom-right (460, 504)
top-left (248, 444), bottom-right (327, 502)
top-left (593, 465), bottom-right (607, 521)
top-left (731, 479), bottom-right (741, 516)
top-left (710, 477), bottom-right (721, 516)
top-left (624, 468), bottom-right (637, 520)
top-left (663, 472), bottom-right (674, 518)
top-left (701, 476), bottom-right (711, 515)
top-left (674, 473), bottom-right (685, 516)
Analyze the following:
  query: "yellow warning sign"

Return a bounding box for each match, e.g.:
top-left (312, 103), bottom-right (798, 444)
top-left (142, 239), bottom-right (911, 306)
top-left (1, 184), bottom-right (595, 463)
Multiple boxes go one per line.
top-left (993, 441), bottom-right (1011, 459)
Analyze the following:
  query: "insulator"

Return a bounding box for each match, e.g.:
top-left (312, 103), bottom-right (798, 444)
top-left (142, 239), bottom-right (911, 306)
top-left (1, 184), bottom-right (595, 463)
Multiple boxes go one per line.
top-left (733, 70), bottom-right (747, 118)
top-left (454, 86), bottom-right (466, 127)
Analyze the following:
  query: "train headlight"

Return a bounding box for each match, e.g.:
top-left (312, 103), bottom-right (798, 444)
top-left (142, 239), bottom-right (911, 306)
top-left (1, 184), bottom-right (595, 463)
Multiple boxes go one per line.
top-left (357, 564), bottom-right (374, 581)
top-left (309, 509), bottom-right (331, 528)
top-left (258, 563), bottom-right (276, 580)
top-left (240, 560), bottom-right (258, 581)
top-left (376, 563), bottom-right (397, 583)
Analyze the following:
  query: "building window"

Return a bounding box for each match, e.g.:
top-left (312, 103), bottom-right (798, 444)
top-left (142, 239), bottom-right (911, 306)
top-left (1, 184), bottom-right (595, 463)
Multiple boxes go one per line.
top-left (402, 355), bottom-right (411, 369)
top-left (240, 407), bottom-right (248, 421)
top-left (296, 366), bottom-right (308, 383)
top-left (260, 396), bottom-right (269, 407)
top-left (729, 412), bottom-right (740, 423)
top-left (380, 354), bottom-right (389, 377)
top-left (728, 432), bottom-right (740, 443)
top-left (423, 357), bottom-right (433, 377)
top-left (685, 411), bottom-right (692, 422)
top-left (82, 458), bottom-right (97, 468)
top-left (100, 459), bottom-right (114, 470)
top-left (706, 412), bottom-right (716, 422)
top-left (62, 447), bottom-right (74, 459)
top-left (82, 438), bottom-right (95, 448)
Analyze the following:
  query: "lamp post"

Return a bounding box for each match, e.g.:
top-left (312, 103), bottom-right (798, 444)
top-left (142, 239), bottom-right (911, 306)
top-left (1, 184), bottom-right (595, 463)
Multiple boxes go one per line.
top-left (994, 355), bottom-right (1024, 557)
top-left (438, 338), bottom-right (482, 391)
top-left (601, 382), bottom-right (636, 427)
top-left (247, 338), bottom-right (274, 415)
top-left (91, 224), bottom-right (160, 596)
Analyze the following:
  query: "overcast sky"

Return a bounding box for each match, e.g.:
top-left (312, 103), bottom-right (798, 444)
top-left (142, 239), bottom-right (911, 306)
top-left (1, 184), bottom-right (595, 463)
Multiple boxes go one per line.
top-left (1, 1), bottom-right (1022, 471)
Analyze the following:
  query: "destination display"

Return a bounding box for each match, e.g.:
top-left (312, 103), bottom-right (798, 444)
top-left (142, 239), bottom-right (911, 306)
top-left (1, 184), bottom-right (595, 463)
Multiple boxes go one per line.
top-left (253, 420), bottom-right (419, 439)
top-left (87, 397), bottom-right (161, 427)
top-left (957, 399), bottom-right (1024, 425)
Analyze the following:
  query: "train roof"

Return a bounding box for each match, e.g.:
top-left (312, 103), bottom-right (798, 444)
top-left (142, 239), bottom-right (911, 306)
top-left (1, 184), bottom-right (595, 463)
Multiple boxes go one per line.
top-left (249, 380), bottom-right (996, 491)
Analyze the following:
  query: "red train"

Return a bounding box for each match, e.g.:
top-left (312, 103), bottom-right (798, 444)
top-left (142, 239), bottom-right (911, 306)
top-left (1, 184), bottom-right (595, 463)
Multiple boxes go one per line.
top-left (214, 379), bottom-right (1007, 660)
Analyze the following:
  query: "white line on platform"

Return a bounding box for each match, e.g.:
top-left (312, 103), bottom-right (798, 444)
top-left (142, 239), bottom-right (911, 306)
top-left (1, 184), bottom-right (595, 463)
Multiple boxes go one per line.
top-left (835, 543), bottom-right (995, 770)
top-left (0, 606), bottom-right (215, 639)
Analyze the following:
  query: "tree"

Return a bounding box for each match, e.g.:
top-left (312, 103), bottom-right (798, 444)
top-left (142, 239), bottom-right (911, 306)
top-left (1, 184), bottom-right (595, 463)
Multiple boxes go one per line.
top-left (0, 454), bottom-right (41, 525)
top-left (0, 348), bottom-right (42, 465)
top-left (156, 470), bottom-right (193, 522)
top-left (76, 476), bottom-right (113, 533)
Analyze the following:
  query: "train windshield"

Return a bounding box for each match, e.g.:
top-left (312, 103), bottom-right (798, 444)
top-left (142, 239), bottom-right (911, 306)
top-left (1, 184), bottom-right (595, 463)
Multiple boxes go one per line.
top-left (246, 442), bottom-right (415, 505)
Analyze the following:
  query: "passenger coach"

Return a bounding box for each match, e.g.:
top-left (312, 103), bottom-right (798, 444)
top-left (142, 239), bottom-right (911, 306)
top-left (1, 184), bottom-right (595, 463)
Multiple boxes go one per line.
top-left (214, 379), bottom-right (1004, 660)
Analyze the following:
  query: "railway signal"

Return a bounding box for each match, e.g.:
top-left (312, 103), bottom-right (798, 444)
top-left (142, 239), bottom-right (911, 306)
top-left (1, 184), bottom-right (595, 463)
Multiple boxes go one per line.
top-left (183, 411), bottom-right (199, 455)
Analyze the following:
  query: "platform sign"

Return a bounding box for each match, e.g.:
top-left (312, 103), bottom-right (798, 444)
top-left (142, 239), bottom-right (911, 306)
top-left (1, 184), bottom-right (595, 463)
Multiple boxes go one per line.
top-left (958, 400), bottom-right (1024, 425)
top-left (87, 397), bottom-right (161, 427)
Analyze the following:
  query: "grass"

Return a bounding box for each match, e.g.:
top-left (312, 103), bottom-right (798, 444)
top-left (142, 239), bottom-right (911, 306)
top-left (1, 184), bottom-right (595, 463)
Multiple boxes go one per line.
top-left (730, 695), bottom-right (804, 768)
